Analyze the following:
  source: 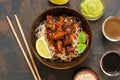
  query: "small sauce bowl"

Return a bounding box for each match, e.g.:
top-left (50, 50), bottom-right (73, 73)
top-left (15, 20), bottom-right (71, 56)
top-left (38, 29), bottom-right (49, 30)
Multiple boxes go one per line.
top-left (80, 0), bottom-right (105, 21)
top-left (102, 16), bottom-right (120, 42)
top-left (73, 69), bottom-right (98, 80)
top-left (100, 51), bottom-right (120, 76)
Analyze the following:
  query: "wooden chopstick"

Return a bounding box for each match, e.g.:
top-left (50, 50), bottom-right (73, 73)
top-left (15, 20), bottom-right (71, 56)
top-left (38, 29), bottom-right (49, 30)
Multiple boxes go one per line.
top-left (14, 14), bottom-right (41, 80)
top-left (6, 16), bottom-right (39, 80)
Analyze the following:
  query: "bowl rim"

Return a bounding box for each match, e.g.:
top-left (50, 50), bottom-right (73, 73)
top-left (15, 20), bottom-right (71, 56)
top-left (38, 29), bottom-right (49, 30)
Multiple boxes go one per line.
top-left (29, 6), bottom-right (92, 69)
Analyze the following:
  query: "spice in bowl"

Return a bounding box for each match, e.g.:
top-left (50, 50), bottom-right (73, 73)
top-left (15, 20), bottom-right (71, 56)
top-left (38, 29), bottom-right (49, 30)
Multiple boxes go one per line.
top-left (80, 0), bottom-right (105, 21)
top-left (102, 16), bottom-right (120, 42)
top-left (73, 69), bottom-right (98, 80)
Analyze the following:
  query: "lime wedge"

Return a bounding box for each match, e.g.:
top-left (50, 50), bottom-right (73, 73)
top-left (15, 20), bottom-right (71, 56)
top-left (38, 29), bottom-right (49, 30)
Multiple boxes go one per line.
top-left (36, 36), bottom-right (52, 59)
top-left (49, 0), bottom-right (69, 5)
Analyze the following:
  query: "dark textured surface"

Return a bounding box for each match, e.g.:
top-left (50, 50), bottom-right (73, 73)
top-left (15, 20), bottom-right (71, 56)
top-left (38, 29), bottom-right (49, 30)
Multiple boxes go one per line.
top-left (30, 7), bottom-right (92, 69)
top-left (0, 0), bottom-right (120, 80)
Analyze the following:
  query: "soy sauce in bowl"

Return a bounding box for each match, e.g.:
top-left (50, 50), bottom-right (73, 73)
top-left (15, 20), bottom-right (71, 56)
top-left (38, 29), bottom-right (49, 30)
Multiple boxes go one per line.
top-left (100, 51), bottom-right (120, 76)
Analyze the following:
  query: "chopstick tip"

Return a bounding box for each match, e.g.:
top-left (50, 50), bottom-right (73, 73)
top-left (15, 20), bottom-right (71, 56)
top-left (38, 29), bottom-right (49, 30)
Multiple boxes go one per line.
top-left (14, 14), bottom-right (17, 17)
top-left (6, 16), bottom-right (10, 21)
top-left (6, 16), bottom-right (9, 19)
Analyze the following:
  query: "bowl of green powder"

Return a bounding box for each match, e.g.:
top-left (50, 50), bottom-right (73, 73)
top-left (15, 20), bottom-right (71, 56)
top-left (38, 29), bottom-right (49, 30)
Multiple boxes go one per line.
top-left (80, 0), bottom-right (105, 21)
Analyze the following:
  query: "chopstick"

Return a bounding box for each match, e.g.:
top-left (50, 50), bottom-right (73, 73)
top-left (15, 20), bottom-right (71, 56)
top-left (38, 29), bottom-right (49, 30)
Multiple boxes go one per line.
top-left (14, 14), bottom-right (41, 80)
top-left (6, 16), bottom-right (41, 80)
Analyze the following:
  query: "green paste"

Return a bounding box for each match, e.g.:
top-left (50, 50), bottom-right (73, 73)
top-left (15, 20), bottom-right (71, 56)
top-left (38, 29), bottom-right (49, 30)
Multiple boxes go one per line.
top-left (80, 0), bottom-right (104, 19)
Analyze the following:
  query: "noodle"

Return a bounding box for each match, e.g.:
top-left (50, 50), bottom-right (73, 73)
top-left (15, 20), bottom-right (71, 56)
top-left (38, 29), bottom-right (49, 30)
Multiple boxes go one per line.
top-left (35, 15), bottom-right (89, 62)
top-left (35, 21), bottom-right (46, 38)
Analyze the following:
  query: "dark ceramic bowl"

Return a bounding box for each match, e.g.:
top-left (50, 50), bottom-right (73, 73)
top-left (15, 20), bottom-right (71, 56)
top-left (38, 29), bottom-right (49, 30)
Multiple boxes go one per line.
top-left (30, 7), bottom-right (92, 69)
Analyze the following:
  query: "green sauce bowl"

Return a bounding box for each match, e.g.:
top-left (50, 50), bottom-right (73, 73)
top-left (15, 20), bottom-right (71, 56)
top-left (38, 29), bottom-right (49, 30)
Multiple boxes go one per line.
top-left (80, 0), bottom-right (105, 21)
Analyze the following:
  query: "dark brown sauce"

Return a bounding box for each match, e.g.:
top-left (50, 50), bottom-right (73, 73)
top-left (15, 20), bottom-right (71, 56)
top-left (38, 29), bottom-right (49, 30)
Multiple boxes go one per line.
top-left (102, 52), bottom-right (120, 74)
top-left (104, 17), bottom-right (120, 39)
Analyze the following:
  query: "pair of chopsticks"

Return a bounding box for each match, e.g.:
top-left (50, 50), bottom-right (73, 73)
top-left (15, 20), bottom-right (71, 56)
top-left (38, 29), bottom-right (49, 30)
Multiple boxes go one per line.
top-left (6, 15), bottom-right (41, 80)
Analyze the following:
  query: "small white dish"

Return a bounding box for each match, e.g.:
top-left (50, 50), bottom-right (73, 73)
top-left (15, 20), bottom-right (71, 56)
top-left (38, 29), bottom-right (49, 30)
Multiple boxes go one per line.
top-left (102, 16), bottom-right (120, 42)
